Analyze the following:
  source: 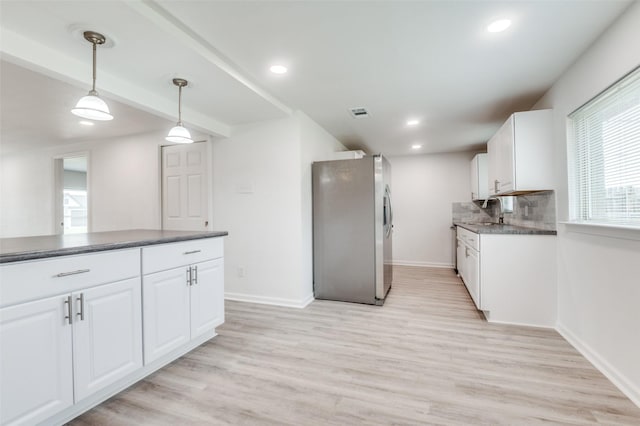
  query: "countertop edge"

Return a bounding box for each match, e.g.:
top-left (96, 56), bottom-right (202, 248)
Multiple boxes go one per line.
top-left (0, 231), bottom-right (228, 264)
top-left (454, 222), bottom-right (557, 235)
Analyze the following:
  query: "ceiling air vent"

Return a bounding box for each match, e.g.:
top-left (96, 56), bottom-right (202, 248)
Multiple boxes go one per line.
top-left (348, 107), bottom-right (370, 119)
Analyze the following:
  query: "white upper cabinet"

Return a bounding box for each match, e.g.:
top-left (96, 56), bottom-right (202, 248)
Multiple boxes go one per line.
top-left (487, 109), bottom-right (553, 196)
top-left (470, 153), bottom-right (488, 201)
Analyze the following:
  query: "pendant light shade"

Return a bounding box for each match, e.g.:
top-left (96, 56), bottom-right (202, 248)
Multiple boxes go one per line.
top-left (166, 78), bottom-right (193, 144)
top-left (166, 124), bottom-right (193, 144)
top-left (72, 93), bottom-right (113, 121)
top-left (71, 31), bottom-right (113, 121)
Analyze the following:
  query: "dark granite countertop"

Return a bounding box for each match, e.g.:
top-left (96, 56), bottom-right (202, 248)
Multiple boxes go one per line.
top-left (0, 229), bottom-right (228, 264)
top-left (454, 222), bottom-right (557, 235)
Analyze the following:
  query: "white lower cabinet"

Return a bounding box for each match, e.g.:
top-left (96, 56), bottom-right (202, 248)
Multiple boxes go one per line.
top-left (142, 239), bottom-right (224, 364)
top-left (0, 238), bottom-right (224, 426)
top-left (73, 278), bottom-right (143, 401)
top-left (456, 227), bottom-right (481, 309)
top-left (0, 296), bottom-right (74, 426)
top-left (456, 226), bottom-right (556, 327)
top-left (463, 245), bottom-right (480, 308)
top-left (143, 254), bottom-right (224, 364)
top-left (190, 258), bottom-right (225, 338)
top-left (0, 277), bottom-right (142, 426)
top-left (143, 267), bottom-right (191, 363)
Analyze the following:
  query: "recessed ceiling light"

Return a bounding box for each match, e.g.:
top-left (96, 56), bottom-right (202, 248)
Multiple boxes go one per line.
top-left (411, 144), bottom-right (423, 150)
top-left (270, 65), bottom-right (288, 74)
top-left (406, 119), bottom-right (420, 126)
top-left (487, 19), bottom-right (511, 33)
top-left (79, 120), bottom-right (94, 126)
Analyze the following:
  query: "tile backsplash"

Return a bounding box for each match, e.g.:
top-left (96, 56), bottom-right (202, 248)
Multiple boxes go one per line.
top-left (452, 190), bottom-right (556, 230)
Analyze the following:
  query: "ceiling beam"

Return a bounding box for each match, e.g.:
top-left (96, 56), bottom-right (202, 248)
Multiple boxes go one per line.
top-left (0, 27), bottom-right (231, 137)
top-left (124, 0), bottom-right (293, 117)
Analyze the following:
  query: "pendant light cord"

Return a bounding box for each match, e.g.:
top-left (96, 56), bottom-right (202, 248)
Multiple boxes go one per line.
top-left (178, 85), bottom-right (183, 126)
top-left (91, 41), bottom-right (97, 95)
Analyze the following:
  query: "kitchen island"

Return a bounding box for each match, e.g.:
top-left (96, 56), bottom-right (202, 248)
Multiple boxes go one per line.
top-left (0, 229), bottom-right (227, 426)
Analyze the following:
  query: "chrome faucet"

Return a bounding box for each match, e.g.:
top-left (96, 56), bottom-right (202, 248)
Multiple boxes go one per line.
top-left (482, 196), bottom-right (510, 224)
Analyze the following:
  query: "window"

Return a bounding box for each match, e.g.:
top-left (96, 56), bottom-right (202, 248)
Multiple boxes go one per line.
top-left (568, 66), bottom-right (640, 228)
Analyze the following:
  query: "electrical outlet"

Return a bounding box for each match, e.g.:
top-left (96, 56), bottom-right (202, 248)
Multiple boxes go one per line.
top-left (237, 267), bottom-right (245, 278)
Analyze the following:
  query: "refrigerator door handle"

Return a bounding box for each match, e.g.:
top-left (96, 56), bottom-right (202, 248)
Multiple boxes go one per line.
top-left (384, 185), bottom-right (393, 237)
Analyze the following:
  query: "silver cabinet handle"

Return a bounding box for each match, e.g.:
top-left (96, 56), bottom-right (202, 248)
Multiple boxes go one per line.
top-left (192, 265), bottom-right (198, 285)
top-left (64, 295), bottom-right (73, 325)
top-left (183, 250), bottom-right (201, 255)
top-left (76, 293), bottom-right (85, 321)
top-left (54, 269), bottom-right (90, 278)
top-left (186, 267), bottom-right (192, 286)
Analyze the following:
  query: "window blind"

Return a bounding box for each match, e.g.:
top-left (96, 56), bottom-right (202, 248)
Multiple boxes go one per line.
top-left (568, 66), bottom-right (640, 228)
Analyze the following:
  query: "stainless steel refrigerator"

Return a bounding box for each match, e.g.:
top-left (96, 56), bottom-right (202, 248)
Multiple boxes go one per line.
top-left (312, 155), bottom-right (393, 305)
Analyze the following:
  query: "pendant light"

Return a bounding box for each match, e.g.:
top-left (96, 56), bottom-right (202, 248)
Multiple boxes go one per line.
top-left (71, 31), bottom-right (113, 121)
top-left (166, 78), bottom-right (193, 144)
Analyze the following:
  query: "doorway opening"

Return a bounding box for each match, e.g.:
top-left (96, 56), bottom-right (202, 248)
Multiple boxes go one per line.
top-left (54, 155), bottom-right (89, 234)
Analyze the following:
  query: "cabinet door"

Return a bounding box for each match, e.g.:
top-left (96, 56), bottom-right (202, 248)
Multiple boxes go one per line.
top-left (470, 156), bottom-right (479, 200)
top-left (143, 267), bottom-right (191, 364)
top-left (465, 247), bottom-right (481, 309)
top-left (487, 135), bottom-right (499, 196)
top-left (73, 278), bottom-right (143, 402)
top-left (497, 116), bottom-right (514, 193)
top-left (191, 258), bottom-right (224, 338)
top-left (456, 238), bottom-right (466, 280)
top-left (0, 296), bottom-right (73, 425)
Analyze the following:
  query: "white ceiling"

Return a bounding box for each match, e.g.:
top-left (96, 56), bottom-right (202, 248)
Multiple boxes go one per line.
top-left (0, 0), bottom-right (632, 156)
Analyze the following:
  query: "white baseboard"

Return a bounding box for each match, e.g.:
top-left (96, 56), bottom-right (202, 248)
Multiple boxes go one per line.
top-left (225, 292), bottom-right (314, 309)
top-left (392, 260), bottom-right (454, 269)
top-left (557, 323), bottom-right (640, 408)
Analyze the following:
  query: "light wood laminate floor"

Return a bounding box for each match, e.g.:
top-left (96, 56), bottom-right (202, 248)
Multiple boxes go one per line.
top-left (70, 266), bottom-right (640, 425)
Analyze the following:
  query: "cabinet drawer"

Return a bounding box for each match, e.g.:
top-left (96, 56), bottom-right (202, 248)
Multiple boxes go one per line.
top-left (0, 248), bottom-right (140, 308)
top-left (456, 227), bottom-right (479, 251)
top-left (142, 237), bottom-right (223, 274)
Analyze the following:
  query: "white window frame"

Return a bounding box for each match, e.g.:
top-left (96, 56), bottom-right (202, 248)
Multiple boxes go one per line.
top-left (566, 66), bottom-right (640, 233)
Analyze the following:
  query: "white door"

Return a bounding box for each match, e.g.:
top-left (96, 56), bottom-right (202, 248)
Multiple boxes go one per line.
top-left (190, 258), bottom-right (225, 338)
top-left (162, 142), bottom-right (210, 231)
top-left (142, 267), bottom-right (191, 364)
top-left (0, 296), bottom-right (74, 425)
top-left (73, 278), bottom-right (143, 402)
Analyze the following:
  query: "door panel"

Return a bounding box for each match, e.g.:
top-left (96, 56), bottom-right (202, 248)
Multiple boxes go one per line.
top-left (73, 278), bottom-right (143, 402)
top-left (190, 259), bottom-right (224, 338)
top-left (143, 267), bottom-right (191, 364)
top-left (0, 296), bottom-right (73, 425)
top-left (162, 142), bottom-right (209, 231)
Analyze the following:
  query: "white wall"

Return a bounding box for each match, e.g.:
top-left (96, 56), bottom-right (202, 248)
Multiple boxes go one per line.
top-left (389, 152), bottom-right (475, 268)
top-left (533, 1), bottom-right (640, 406)
top-left (212, 112), bottom-right (345, 307)
top-left (0, 150), bottom-right (54, 237)
top-left (0, 130), bottom-right (172, 237)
